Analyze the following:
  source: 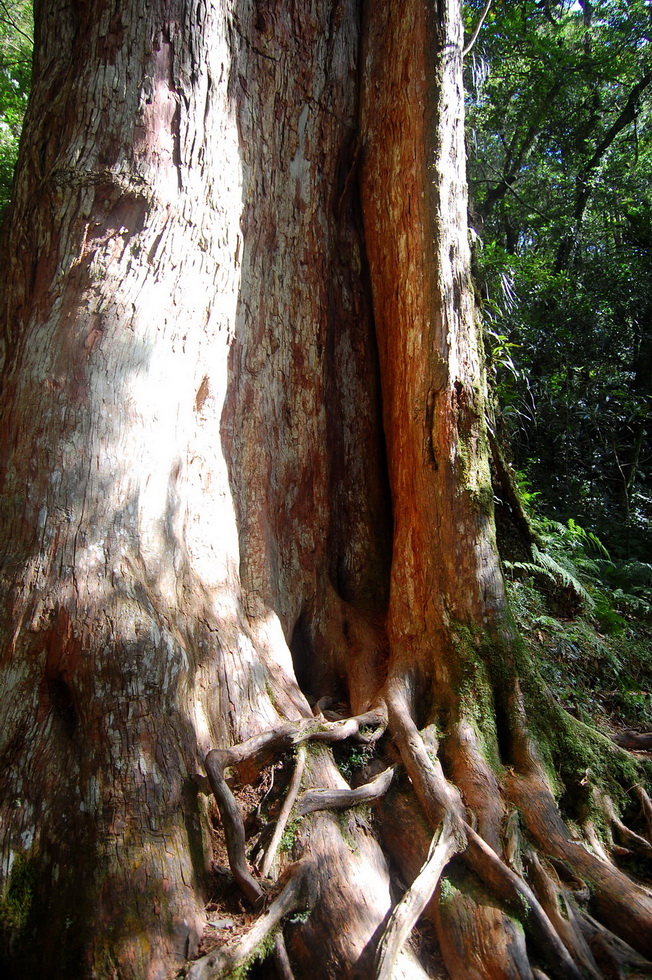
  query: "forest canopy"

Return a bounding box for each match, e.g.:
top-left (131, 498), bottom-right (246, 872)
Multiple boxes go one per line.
top-left (464, 0), bottom-right (652, 559)
top-left (0, 0), bottom-right (31, 211)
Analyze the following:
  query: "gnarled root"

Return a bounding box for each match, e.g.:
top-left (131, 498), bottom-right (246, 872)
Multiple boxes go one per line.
top-left (297, 765), bottom-right (396, 816)
top-left (193, 677), bottom-right (651, 980)
top-left (506, 769), bottom-right (652, 960)
top-left (633, 784), bottom-right (652, 842)
top-left (611, 731), bottom-right (652, 751)
top-left (186, 860), bottom-right (313, 980)
top-left (522, 849), bottom-right (602, 979)
top-left (273, 932), bottom-right (297, 980)
top-left (257, 746), bottom-right (307, 878)
top-left (375, 813), bottom-right (461, 980)
top-left (435, 882), bottom-right (537, 980)
top-left (386, 676), bottom-right (584, 979)
top-left (578, 911), bottom-right (652, 979)
top-left (204, 748), bottom-right (265, 909)
top-left (598, 789), bottom-right (652, 857)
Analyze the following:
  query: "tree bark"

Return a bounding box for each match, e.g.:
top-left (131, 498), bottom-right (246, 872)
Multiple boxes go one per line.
top-left (0, 1), bottom-right (650, 979)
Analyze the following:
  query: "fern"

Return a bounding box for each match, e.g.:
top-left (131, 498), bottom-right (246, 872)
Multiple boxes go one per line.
top-left (531, 544), bottom-right (595, 608)
top-left (505, 545), bottom-right (594, 609)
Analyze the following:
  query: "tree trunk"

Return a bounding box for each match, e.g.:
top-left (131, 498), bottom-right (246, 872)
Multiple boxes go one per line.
top-left (0, 2), bottom-right (650, 979)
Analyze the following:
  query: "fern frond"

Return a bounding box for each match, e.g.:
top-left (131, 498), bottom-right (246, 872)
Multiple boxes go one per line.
top-left (530, 544), bottom-right (594, 608)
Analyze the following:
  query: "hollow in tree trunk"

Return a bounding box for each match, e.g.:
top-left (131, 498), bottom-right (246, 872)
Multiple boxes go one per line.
top-left (0, 1), bottom-right (650, 978)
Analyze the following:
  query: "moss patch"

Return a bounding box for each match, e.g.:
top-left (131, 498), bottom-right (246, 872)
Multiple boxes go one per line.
top-left (0, 852), bottom-right (36, 932)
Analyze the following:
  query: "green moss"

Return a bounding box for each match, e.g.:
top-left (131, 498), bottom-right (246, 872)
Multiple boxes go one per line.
top-left (279, 818), bottom-right (303, 854)
top-left (0, 852), bottom-right (36, 932)
top-left (225, 928), bottom-right (278, 978)
top-left (448, 624), bottom-right (504, 775)
top-left (337, 811), bottom-right (360, 854)
top-left (513, 632), bottom-right (644, 792)
top-left (438, 876), bottom-right (460, 906)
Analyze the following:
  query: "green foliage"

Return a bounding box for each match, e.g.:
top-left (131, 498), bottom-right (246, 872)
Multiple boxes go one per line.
top-left (0, 1), bottom-right (32, 212)
top-left (507, 555), bottom-right (652, 737)
top-left (505, 514), bottom-right (610, 611)
top-left (279, 818), bottom-right (302, 854)
top-left (466, 0), bottom-right (652, 558)
top-left (225, 929), bottom-right (278, 979)
top-left (334, 742), bottom-right (375, 783)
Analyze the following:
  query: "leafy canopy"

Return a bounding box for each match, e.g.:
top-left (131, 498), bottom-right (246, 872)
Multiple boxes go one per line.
top-left (465, 0), bottom-right (652, 558)
top-left (0, 0), bottom-right (32, 212)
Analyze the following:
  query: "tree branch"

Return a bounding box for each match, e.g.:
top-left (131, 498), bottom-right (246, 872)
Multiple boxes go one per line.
top-left (463, 0), bottom-right (493, 58)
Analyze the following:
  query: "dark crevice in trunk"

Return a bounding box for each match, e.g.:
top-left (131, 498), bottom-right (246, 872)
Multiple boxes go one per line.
top-left (491, 686), bottom-right (516, 770)
top-left (324, 97), bottom-right (393, 617)
top-left (289, 609), bottom-right (314, 702)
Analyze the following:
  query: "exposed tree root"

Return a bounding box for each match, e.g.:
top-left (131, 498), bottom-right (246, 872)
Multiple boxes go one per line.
top-left (191, 671), bottom-right (651, 980)
top-left (387, 676), bottom-right (585, 979)
top-left (595, 788), bottom-right (652, 857)
top-left (375, 813), bottom-right (460, 980)
top-left (611, 732), bottom-right (652, 751)
top-left (464, 825), bottom-right (584, 979)
top-left (634, 784), bottom-right (652, 841)
top-left (186, 860), bottom-right (313, 980)
top-left (273, 932), bottom-right (297, 980)
top-left (578, 911), bottom-right (652, 979)
top-left (434, 880), bottom-right (538, 980)
top-left (522, 850), bottom-right (602, 980)
top-left (443, 718), bottom-right (506, 854)
top-left (204, 707), bottom-right (387, 784)
top-left (257, 746), bottom-right (307, 878)
top-left (204, 747), bottom-right (265, 909)
top-left (297, 765), bottom-right (396, 817)
top-left (506, 769), bottom-right (652, 959)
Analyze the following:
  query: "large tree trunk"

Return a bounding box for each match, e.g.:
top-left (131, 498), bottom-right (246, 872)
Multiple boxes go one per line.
top-left (0, 1), bottom-right (650, 979)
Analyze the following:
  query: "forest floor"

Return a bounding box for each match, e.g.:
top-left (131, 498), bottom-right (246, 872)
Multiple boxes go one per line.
top-left (507, 575), bottom-right (652, 746)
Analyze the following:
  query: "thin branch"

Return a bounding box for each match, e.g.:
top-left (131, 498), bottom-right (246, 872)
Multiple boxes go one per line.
top-left (0, 1), bottom-right (33, 45)
top-left (463, 0), bottom-right (493, 58)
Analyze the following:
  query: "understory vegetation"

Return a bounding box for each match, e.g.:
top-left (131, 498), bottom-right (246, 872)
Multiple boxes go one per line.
top-left (502, 509), bottom-right (652, 737)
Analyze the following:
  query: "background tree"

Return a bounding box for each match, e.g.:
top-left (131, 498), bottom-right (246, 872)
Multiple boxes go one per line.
top-left (0, 2), bottom-right (651, 980)
top-left (466, 0), bottom-right (652, 559)
top-left (0, 1), bottom-right (31, 212)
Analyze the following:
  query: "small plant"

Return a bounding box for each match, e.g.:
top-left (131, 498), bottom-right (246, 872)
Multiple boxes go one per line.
top-left (288, 908), bottom-right (311, 925)
top-left (279, 819), bottom-right (302, 854)
top-left (335, 743), bottom-right (375, 782)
